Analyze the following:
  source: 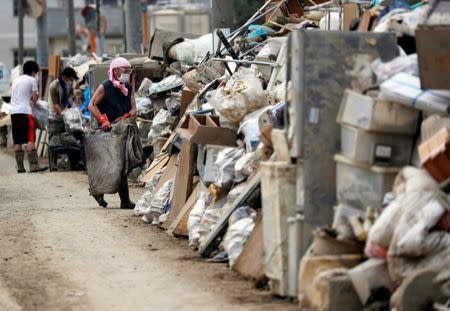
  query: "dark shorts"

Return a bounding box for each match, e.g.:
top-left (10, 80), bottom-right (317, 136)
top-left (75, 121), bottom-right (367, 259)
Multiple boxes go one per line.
top-left (11, 114), bottom-right (35, 145)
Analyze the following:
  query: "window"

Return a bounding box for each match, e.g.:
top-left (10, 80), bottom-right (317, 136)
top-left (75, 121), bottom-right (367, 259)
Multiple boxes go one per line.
top-left (13, 49), bottom-right (37, 67)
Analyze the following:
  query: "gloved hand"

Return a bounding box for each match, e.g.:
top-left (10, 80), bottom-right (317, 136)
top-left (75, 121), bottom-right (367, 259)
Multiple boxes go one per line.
top-left (114, 112), bottom-right (131, 123)
top-left (97, 114), bottom-right (111, 131)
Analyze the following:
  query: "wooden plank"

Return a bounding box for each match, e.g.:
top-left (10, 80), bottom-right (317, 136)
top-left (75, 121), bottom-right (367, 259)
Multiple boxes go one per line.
top-left (48, 55), bottom-right (61, 79)
top-left (167, 181), bottom-right (207, 237)
top-left (151, 153), bottom-right (178, 196)
top-left (271, 129), bottom-right (290, 162)
top-left (232, 217), bottom-right (266, 283)
top-left (141, 152), bottom-right (170, 183)
top-left (343, 3), bottom-right (358, 31)
top-left (161, 139), bottom-right (196, 230)
top-left (198, 172), bottom-right (261, 257)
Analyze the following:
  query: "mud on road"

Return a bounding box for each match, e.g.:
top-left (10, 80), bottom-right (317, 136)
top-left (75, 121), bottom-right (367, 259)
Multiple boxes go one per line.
top-left (0, 150), bottom-right (295, 311)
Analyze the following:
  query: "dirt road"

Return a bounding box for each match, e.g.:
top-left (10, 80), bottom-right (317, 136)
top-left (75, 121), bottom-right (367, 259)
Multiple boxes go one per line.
top-left (0, 149), bottom-right (295, 311)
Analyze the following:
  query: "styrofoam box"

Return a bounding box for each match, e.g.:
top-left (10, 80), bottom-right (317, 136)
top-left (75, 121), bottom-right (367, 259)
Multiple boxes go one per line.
top-left (337, 89), bottom-right (419, 134)
top-left (335, 154), bottom-right (400, 209)
top-left (341, 125), bottom-right (414, 166)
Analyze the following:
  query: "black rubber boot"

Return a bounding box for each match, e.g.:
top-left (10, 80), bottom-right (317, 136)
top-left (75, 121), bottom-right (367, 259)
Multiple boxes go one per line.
top-left (28, 149), bottom-right (48, 172)
top-left (93, 194), bottom-right (108, 208)
top-left (118, 178), bottom-right (135, 209)
top-left (15, 151), bottom-right (26, 173)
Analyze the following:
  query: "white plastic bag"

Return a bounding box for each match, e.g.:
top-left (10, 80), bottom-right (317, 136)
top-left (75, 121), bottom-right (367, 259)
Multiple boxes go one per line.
top-left (206, 68), bottom-right (268, 126)
top-left (223, 217), bottom-right (255, 267)
top-left (234, 152), bottom-right (258, 183)
top-left (134, 190), bottom-right (153, 217)
top-left (144, 178), bottom-right (174, 224)
top-left (188, 191), bottom-right (208, 248)
top-left (213, 147), bottom-right (245, 188)
top-left (371, 54), bottom-right (418, 84)
top-left (63, 107), bottom-right (85, 133)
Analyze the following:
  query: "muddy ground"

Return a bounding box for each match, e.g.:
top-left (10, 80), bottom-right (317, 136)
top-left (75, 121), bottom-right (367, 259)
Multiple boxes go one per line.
top-left (0, 149), bottom-right (296, 311)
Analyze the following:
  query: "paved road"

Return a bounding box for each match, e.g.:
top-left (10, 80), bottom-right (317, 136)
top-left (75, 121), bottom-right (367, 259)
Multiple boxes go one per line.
top-left (0, 149), bottom-right (295, 311)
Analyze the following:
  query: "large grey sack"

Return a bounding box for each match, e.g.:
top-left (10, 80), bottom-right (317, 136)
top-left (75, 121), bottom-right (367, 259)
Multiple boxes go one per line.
top-left (84, 122), bottom-right (128, 195)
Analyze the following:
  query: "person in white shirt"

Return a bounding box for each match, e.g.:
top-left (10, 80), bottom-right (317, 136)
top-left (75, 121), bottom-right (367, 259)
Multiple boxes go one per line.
top-left (10, 60), bottom-right (47, 173)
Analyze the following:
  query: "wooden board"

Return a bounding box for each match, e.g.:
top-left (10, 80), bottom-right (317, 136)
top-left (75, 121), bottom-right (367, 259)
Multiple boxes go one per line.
top-left (141, 152), bottom-right (170, 183)
top-left (167, 181), bottom-right (207, 237)
top-left (48, 55), bottom-right (61, 79)
top-left (151, 153), bottom-right (178, 196)
top-left (198, 172), bottom-right (261, 257)
top-left (232, 217), bottom-right (265, 283)
top-left (343, 3), bottom-right (358, 31)
top-left (161, 139), bottom-right (196, 230)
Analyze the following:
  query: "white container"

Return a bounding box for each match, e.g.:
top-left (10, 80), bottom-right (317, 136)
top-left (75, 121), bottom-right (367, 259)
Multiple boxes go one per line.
top-left (337, 89), bottom-right (419, 134)
top-left (341, 125), bottom-right (414, 166)
top-left (335, 154), bottom-right (400, 209)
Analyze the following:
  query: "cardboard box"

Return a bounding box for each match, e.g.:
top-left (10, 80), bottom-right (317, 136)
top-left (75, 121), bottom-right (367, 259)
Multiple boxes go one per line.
top-left (180, 86), bottom-right (196, 116)
top-left (338, 89), bottom-right (419, 134)
top-left (418, 127), bottom-right (450, 183)
top-left (178, 114), bottom-right (236, 146)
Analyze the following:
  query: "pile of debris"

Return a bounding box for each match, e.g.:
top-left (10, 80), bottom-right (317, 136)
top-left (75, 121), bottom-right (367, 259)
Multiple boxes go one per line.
top-left (130, 0), bottom-right (450, 309)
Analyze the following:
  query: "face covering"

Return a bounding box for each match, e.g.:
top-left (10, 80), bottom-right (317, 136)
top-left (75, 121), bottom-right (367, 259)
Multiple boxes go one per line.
top-left (118, 73), bottom-right (130, 83)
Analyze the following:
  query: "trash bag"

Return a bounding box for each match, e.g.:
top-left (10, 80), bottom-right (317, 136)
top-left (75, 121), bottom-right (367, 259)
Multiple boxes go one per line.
top-left (134, 190), bottom-right (153, 217)
top-left (206, 68), bottom-right (268, 126)
top-left (198, 196), bottom-right (227, 247)
top-left (144, 178), bottom-right (174, 224)
top-left (63, 107), bottom-right (85, 133)
top-left (238, 108), bottom-right (267, 152)
top-left (31, 100), bottom-right (49, 130)
top-left (228, 205), bottom-right (257, 226)
top-left (149, 75), bottom-right (184, 95)
top-left (148, 109), bottom-right (174, 142)
top-left (371, 54), bottom-right (418, 84)
top-left (137, 78), bottom-right (153, 97)
top-left (234, 152), bottom-right (258, 183)
top-left (188, 191), bottom-right (209, 248)
top-left (223, 217), bottom-right (255, 267)
top-left (213, 147), bottom-right (245, 188)
top-left (85, 120), bottom-right (143, 195)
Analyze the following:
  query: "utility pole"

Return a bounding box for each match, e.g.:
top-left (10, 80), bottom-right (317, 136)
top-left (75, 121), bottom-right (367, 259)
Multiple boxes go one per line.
top-left (36, 0), bottom-right (49, 67)
top-left (67, 0), bottom-right (76, 56)
top-left (18, 0), bottom-right (24, 66)
top-left (122, 0), bottom-right (127, 53)
top-left (125, 0), bottom-right (143, 53)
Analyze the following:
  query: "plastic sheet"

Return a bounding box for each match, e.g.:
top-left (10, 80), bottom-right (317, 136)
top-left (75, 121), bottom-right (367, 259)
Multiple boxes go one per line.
top-left (31, 100), bottom-right (49, 130)
top-left (63, 107), bottom-right (85, 133)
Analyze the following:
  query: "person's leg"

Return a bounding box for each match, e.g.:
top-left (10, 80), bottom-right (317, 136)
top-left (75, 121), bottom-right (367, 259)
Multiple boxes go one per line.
top-left (118, 177), bottom-right (135, 209)
top-left (93, 194), bottom-right (108, 208)
top-left (26, 115), bottom-right (47, 172)
top-left (11, 114), bottom-right (26, 173)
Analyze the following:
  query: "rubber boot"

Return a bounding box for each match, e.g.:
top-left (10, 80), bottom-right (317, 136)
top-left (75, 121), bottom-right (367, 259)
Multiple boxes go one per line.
top-left (15, 151), bottom-right (25, 173)
top-left (118, 178), bottom-right (135, 209)
top-left (93, 194), bottom-right (108, 208)
top-left (28, 149), bottom-right (48, 173)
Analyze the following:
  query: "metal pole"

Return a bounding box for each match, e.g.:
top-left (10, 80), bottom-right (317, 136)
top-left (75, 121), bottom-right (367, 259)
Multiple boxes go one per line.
top-left (122, 0), bottom-right (127, 52)
top-left (18, 0), bottom-right (24, 66)
top-left (96, 0), bottom-right (100, 37)
top-left (67, 0), bottom-right (76, 56)
top-left (36, 0), bottom-right (49, 67)
top-left (211, 57), bottom-right (279, 67)
top-left (125, 0), bottom-right (143, 53)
